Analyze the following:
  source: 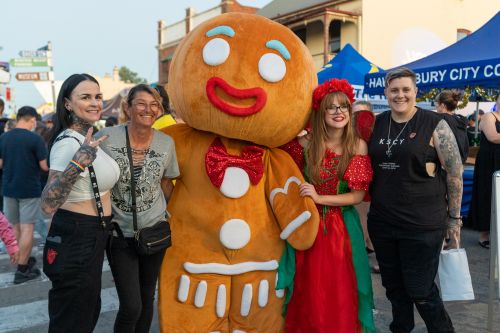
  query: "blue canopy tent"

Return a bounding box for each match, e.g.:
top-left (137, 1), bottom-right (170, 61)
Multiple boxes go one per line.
top-left (317, 43), bottom-right (383, 86)
top-left (364, 11), bottom-right (500, 95)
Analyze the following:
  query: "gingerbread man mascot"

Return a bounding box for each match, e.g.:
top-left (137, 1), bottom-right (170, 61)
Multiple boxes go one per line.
top-left (159, 12), bottom-right (319, 333)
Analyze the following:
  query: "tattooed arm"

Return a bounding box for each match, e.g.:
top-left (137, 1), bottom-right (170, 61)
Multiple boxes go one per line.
top-left (433, 119), bottom-right (463, 247)
top-left (41, 128), bottom-right (107, 215)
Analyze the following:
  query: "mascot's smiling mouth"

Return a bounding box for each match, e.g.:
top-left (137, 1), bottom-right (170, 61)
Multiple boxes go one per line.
top-left (206, 77), bottom-right (267, 117)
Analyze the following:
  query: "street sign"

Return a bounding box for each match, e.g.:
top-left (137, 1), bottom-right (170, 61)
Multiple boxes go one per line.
top-left (15, 72), bottom-right (50, 81)
top-left (9, 58), bottom-right (49, 67)
top-left (18, 50), bottom-right (47, 58)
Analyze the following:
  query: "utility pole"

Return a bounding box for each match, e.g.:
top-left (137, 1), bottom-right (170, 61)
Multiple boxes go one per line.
top-left (47, 41), bottom-right (57, 111)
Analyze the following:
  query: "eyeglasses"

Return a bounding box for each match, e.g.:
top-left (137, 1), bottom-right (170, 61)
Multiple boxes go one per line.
top-left (132, 101), bottom-right (160, 112)
top-left (326, 104), bottom-right (349, 114)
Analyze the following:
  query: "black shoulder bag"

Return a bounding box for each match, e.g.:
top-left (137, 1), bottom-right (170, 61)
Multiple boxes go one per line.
top-left (125, 126), bottom-right (172, 255)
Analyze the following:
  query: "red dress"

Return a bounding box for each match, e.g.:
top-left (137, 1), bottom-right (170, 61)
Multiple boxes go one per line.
top-left (282, 139), bottom-right (373, 333)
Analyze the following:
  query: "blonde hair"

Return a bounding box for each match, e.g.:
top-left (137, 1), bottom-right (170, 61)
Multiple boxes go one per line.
top-left (306, 91), bottom-right (358, 184)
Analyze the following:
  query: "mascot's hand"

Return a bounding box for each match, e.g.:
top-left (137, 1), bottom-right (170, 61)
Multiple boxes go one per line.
top-left (266, 149), bottom-right (319, 251)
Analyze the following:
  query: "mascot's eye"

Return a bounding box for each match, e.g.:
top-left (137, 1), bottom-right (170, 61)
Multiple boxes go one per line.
top-left (203, 38), bottom-right (230, 66)
top-left (258, 53), bottom-right (286, 83)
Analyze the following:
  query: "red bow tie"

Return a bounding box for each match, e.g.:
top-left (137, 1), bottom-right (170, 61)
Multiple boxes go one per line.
top-left (205, 137), bottom-right (264, 188)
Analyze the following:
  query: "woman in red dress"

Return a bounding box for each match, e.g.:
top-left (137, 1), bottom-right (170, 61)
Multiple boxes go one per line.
top-left (282, 79), bottom-right (375, 333)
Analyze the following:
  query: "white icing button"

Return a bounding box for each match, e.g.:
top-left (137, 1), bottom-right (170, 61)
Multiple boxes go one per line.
top-left (220, 167), bottom-right (250, 198)
top-left (219, 219), bottom-right (251, 250)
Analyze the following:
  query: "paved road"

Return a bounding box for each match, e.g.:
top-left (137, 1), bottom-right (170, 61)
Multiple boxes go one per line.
top-left (0, 228), bottom-right (498, 332)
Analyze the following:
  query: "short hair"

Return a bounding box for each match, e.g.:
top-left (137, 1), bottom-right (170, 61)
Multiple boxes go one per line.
top-left (16, 106), bottom-right (38, 121)
top-left (352, 100), bottom-right (373, 112)
top-left (385, 67), bottom-right (417, 88)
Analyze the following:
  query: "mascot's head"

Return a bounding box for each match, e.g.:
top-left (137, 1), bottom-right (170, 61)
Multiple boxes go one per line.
top-left (168, 12), bottom-right (317, 147)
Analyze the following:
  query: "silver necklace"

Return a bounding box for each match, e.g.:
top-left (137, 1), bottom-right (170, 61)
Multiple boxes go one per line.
top-left (386, 116), bottom-right (410, 158)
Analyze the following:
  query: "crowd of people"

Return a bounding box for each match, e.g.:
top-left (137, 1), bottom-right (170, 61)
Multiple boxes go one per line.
top-left (0, 65), bottom-right (498, 333)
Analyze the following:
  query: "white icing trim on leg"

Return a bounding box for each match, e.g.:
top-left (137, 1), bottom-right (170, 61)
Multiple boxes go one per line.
top-left (216, 284), bottom-right (226, 318)
top-left (269, 176), bottom-right (301, 208)
top-left (240, 283), bottom-right (252, 317)
top-left (178, 274), bottom-right (190, 302)
top-left (280, 211), bottom-right (311, 240)
top-left (258, 280), bottom-right (269, 307)
top-left (194, 280), bottom-right (207, 308)
top-left (275, 273), bottom-right (284, 298)
top-left (233, 330), bottom-right (247, 333)
top-left (184, 260), bottom-right (278, 275)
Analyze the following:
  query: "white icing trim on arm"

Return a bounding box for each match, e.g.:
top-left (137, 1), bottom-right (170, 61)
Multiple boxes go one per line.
top-left (280, 211), bottom-right (312, 239)
top-left (184, 260), bottom-right (278, 275)
top-left (269, 176), bottom-right (301, 208)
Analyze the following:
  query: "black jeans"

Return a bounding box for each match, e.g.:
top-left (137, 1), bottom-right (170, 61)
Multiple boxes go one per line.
top-left (43, 209), bottom-right (111, 333)
top-left (107, 235), bottom-right (166, 333)
top-left (368, 216), bottom-right (454, 333)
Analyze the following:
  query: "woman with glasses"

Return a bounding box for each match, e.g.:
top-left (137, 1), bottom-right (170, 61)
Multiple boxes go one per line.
top-left (282, 79), bottom-right (375, 332)
top-left (96, 84), bottom-right (179, 333)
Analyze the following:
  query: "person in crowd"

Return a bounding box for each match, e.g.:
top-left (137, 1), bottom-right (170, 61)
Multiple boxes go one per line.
top-left (4, 119), bottom-right (16, 133)
top-left (467, 93), bottom-right (500, 249)
top-left (435, 90), bottom-right (469, 163)
top-left (0, 211), bottom-right (19, 264)
top-left (0, 98), bottom-right (7, 212)
top-left (282, 79), bottom-right (375, 332)
top-left (105, 116), bottom-right (118, 127)
top-left (467, 109), bottom-right (485, 146)
top-left (41, 73), bottom-right (119, 333)
top-left (97, 84), bottom-right (179, 333)
top-left (368, 67), bottom-right (462, 332)
top-left (351, 100), bottom-right (379, 273)
top-left (0, 106), bottom-right (48, 284)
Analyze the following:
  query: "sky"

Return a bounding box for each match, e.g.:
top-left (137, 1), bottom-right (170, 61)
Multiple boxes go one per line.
top-left (0, 0), bottom-right (272, 110)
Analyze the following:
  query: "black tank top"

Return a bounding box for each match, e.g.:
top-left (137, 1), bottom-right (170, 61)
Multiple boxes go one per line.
top-left (368, 108), bottom-right (447, 230)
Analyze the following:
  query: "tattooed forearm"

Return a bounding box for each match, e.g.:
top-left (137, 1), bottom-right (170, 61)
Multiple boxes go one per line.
top-left (41, 167), bottom-right (82, 215)
top-left (433, 119), bottom-right (463, 219)
top-left (41, 144), bottom-right (97, 215)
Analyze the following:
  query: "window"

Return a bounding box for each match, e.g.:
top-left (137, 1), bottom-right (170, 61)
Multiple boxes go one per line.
top-left (329, 21), bottom-right (341, 54)
top-left (293, 28), bottom-right (306, 44)
top-left (457, 28), bottom-right (471, 41)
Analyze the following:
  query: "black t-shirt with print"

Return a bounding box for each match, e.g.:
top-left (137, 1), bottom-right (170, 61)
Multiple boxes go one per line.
top-left (368, 108), bottom-right (447, 230)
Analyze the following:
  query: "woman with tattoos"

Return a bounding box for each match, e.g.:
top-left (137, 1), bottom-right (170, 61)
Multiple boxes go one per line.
top-left (96, 84), bottom-right (179, 333)
top-left (41, 73), bottom-right (120, 333)
top-left (367, 67), bottom-right (462, 332)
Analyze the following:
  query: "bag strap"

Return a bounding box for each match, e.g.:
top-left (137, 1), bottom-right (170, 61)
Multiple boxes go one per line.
top-left (54, 133), bottom-right (107, 228)
top-left (124, 126), bottom-right (139, 232)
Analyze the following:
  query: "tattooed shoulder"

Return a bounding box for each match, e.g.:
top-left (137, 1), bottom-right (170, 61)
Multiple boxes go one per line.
top-left (433, 119), bottom-right (461, 174)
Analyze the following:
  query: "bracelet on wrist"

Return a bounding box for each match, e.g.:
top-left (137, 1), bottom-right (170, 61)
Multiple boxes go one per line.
top-left (448, 215), bottom-right (462, 220)
top-left (69, 160), bottom-right (85, 173)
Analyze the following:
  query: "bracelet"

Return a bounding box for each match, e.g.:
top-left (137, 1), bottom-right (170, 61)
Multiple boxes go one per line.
top-left (448, 215), bottom-right (462, 220)
top-left (69, 160), bottom-right (85, 173)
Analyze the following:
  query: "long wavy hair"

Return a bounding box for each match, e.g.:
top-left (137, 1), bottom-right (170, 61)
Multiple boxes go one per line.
top-left (306, 91), bottom-right (358, 184)
top-left (47, 73), bottom-right (100, 154)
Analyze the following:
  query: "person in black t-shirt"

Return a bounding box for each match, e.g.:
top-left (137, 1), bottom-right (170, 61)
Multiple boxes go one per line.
top-left (368, 68), bottom-right (462, 333)
top-left (435, 90), bottom-right (469, 164)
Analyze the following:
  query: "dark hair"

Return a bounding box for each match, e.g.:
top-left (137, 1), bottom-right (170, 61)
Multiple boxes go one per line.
top-left (105, 116), bottom-right (118, 127)
top-left (16, 106), bottom-right (38, 121)
top-left (48, 73), bottom-right (99, 153)
top-left (385, 67), bottom-right (417, 88)
top-left (0, 98), bottom-right (4, 110)
top-left (154, 85), bottom-right (170, 114)
top-left (435, 89), bottom-right (461, 112)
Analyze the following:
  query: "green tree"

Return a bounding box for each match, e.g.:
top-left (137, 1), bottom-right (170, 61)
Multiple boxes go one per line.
top-left (118, 66), bottom-right (147, 84)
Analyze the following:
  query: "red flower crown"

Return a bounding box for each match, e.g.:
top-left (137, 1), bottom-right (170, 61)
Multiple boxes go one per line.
top-left (312, 78), bottom-right (355, 111)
